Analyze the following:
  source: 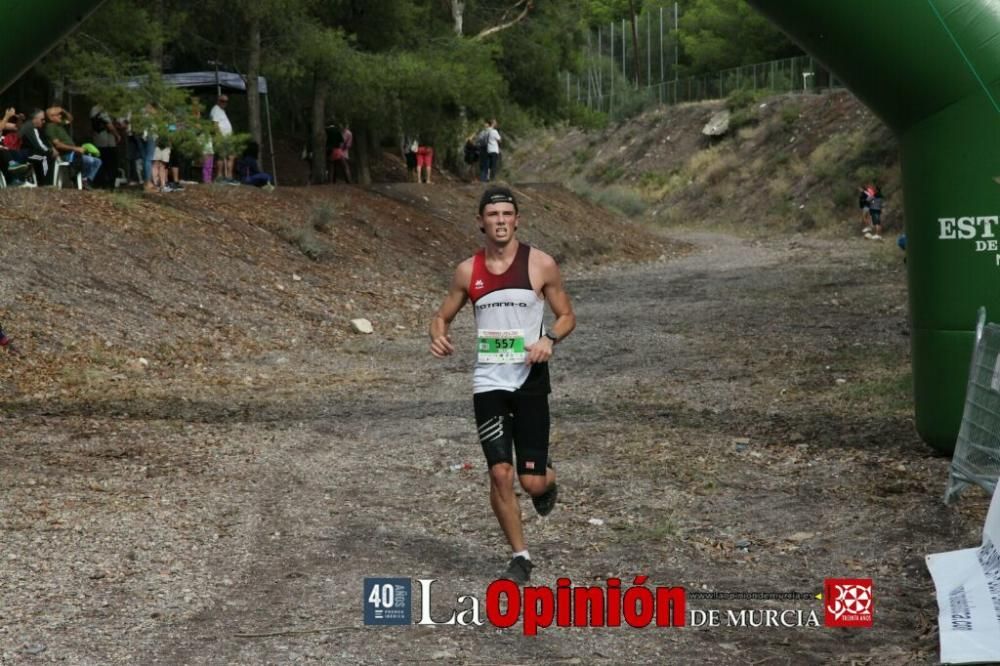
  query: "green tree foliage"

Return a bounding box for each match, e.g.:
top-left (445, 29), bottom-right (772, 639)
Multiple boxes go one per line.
top-left (677, 0), bottom-right (797, 74)
top-left (16, 0), bottom-right (805, 164)
top-left (496, 2), bottom-right (585, 120)
top-left (585, 0), bottom-right (633, 27)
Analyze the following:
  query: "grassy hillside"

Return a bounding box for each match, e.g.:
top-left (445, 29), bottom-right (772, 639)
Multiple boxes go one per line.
top-left (513, 90), bottom-right (900, 237)
top-left (0, 183), bottom-right (682, 404)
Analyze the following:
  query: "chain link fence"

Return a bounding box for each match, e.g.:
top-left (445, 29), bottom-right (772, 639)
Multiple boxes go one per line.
top-left (945, 308), bottom-right (1000, 503)
top-left (566, 53), bottom-right (843, 118)
top-left (564, 3), bottom-right (842, 118)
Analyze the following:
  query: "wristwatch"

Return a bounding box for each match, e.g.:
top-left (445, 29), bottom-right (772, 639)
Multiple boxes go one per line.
top-left (544, 332), bottom-right (559, 344)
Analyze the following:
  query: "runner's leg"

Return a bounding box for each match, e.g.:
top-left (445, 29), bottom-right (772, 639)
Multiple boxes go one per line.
top-left (511, 393), bottom-right (554, 498)
top-left (475, 392), bottom-right (525, 552)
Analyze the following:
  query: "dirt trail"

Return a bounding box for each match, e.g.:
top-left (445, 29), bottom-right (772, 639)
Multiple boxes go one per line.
top-left (2, 227), bottom-right (988, 665)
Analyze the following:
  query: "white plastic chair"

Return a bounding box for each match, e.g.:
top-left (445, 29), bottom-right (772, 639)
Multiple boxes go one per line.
top-left (0, 163), bottom-right (37, 189)
top-left (52, 157), bottom-right (83, 189)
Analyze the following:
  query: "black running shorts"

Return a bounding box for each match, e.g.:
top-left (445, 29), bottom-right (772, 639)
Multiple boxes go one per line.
top-left (473, 390), bottom-right (550, 475)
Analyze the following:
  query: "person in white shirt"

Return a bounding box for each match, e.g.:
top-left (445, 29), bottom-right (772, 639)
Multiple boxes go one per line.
top-left (480, 118), bottom-right (501, 182)
top-left (209, 94), bottom-right (235, 182)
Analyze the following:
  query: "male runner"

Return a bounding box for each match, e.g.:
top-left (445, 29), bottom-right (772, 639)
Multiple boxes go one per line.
top-left (430, 186), bottom-right (576, 583)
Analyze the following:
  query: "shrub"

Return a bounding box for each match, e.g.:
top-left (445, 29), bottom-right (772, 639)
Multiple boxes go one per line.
top-left (729, 108), bottom-right (758, 131)
top-left (311, 203), bottom-right (335, 233)
top-left (573, 147), bottom-right (595, 165)
top-left (290, 226), bottom-right (323, 261)
top-left (780, 103), bottom-right (801, 127)
top-left (595, 186), bottom-right (648, 217)
top-left (726, 88), bottom-right (757, 112)
top-left (567, 103), bottom-right (609, 131)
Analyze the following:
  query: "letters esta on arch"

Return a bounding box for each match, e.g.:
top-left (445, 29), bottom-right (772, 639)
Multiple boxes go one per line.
top-left (938, 216), bottom-right (1000, 240)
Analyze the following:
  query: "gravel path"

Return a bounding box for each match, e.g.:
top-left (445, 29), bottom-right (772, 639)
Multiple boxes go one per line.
top-left (1, 231), bottom-right (984, 665)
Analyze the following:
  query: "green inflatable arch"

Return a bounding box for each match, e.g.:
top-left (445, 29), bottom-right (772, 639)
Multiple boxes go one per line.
top-left (748, 0), bottom-right (1000, 453)
top-left (0, 1), bottom-right (106, 95)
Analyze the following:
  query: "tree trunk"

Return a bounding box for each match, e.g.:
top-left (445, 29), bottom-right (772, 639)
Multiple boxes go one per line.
top-left (310, 75), bottom-right (327, 184)
top-left (628, 0), bottom-right (642, 87)
top-left (354, 124), bottom-right (372, 185)
top-left (150, 0), bottom-right (165, 69)
top-left (247, 14), bottom-right (263, 149)
top-left (451, 0), bottom-right (465, 36)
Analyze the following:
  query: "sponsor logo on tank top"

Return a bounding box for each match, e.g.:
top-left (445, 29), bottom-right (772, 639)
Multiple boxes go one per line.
top-left (474, 279), bottom-right (484, 290)
top-left (475, 301), bottom-right (528, 310)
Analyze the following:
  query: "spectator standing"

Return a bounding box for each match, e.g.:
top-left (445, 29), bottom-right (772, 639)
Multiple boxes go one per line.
top-left (152, 133), bottom-right (172, 191)
top-left (45, 105), bottom-right (102, 189)
top-left (209, 94), bottom-right (235, 183)
top-left (329, 122), bottom-right (352, 184)
top-left (324, 123), bottom-right (343, 183)
top-left (416, 141), bottom-right (434, 184)
top-left (858, 186), bottom-right (870, 232)
top-left (340, 122), bottom-right (353, 182)
top-left (463, 131), bottom-right (481, 180)
top-left (89, 105), bottom-right (120, 189)
top-left (403, 135), bottom-right (418, 182)
top-left (140, 103), bottom-right (159, 192)
top-left (200, 131), bottom-right (215, 184)
top-left (484, 118), bottom-right (501, 181)
top-left (866, 186), bottom-right (885, 240)
top-left (477, 119), bottom-right (491, 182)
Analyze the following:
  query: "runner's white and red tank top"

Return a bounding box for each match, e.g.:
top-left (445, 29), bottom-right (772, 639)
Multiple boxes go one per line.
top-left (469, 243), bottom-right (546, 394)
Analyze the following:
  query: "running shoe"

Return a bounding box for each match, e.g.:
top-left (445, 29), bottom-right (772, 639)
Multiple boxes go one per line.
top-left (502, 556), bottom-right (534, 584)
top-left (531, 483), bottom-right (559, 517)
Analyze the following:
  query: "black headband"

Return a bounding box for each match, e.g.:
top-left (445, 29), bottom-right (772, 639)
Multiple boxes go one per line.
top-left (487, 193), bottom-right (515, 205)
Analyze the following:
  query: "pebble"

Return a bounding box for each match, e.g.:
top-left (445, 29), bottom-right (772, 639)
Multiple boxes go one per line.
top-left (735, 539), bottom-right (751, 550)
top-left (588, 518), bottom-right (605, 526)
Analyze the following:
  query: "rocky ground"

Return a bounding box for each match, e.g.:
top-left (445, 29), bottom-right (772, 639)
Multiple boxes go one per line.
top-left (0, 181), bottom-right (988, 664)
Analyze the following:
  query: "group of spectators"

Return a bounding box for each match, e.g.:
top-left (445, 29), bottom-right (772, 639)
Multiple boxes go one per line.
top-left (0, 93), bottom-right (274, 192)
top-left (461, 118), bottom-right (502, 183)
top-left (405, 117), bottom-right (503, 185)
top-left (0, 106), bottom-right (103, 189)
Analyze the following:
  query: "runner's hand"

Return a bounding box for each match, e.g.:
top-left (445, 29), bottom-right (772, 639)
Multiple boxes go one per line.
top-left (430, 335), bottom-right (455, 358)
top-left (525, 337), bottom-right (554, 365)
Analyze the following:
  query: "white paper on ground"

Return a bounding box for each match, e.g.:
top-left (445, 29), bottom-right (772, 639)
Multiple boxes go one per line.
top-left (927, 486), bottom-right (1000, 664)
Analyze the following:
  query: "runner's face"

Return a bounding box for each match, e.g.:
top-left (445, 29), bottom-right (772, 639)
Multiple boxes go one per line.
top-left (479, 203), bottom-right (518, 245)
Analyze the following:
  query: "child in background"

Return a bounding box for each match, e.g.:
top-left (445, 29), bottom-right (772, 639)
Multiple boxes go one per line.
top-left (152, 135), bottom-right (172, 191)
top-left (866, 186), bottom-right (885, 240)
top-left (200, 132), bottom-right (214, 184)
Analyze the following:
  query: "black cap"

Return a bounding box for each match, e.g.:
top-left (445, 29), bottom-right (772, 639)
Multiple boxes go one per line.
top-left (478, 186), bottom-right (519, 216)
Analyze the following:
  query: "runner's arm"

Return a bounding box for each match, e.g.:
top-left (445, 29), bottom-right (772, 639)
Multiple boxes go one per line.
top-left (527, 254), bottom-right (576, 365)
top-left (430, 261), bottom-right (471, 358)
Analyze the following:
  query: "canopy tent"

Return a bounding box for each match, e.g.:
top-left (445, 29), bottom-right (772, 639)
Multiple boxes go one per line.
top-left (125, 70), bottom-right (276, 184)
top-left (128, 71), bottom-right (268, 95)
